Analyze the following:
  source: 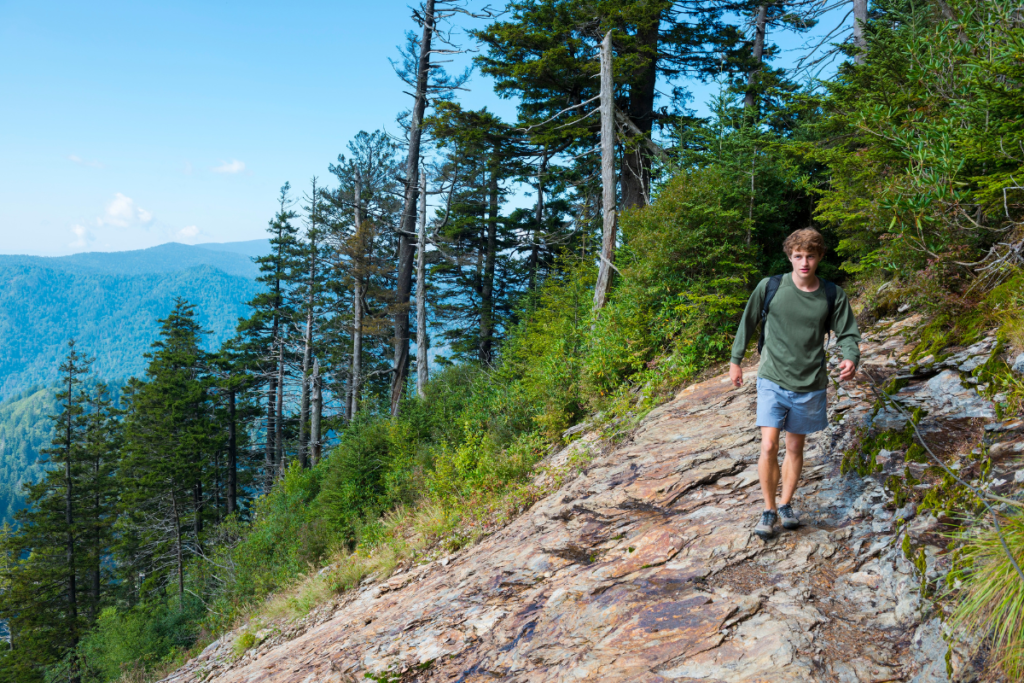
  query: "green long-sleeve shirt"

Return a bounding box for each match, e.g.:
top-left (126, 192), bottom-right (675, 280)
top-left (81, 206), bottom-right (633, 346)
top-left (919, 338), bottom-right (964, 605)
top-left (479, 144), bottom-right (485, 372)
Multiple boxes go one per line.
top-left (730, 273), bottom-right (861, 392)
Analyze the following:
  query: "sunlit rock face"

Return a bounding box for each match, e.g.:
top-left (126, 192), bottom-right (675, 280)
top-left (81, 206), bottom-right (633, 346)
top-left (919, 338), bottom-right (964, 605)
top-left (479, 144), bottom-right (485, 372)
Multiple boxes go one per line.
top-left (165, 313), bottom-right (1014, 683)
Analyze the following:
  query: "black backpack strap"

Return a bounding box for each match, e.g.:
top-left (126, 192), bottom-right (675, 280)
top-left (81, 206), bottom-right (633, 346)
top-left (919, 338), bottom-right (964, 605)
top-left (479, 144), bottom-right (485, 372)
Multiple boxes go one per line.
top-left (757, 274), bottom-right (784, 354)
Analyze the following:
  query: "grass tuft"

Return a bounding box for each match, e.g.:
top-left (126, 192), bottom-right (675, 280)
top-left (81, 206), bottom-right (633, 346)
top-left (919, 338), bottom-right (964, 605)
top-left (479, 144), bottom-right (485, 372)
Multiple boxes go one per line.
top-left (950, 513), bottom-right (1024, 679)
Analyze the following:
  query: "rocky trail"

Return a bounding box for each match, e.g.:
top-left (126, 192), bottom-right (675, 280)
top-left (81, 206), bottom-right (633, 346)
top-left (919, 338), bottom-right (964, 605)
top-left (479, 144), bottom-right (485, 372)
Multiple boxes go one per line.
top-left (165, 314), bottom-right (1024, 683)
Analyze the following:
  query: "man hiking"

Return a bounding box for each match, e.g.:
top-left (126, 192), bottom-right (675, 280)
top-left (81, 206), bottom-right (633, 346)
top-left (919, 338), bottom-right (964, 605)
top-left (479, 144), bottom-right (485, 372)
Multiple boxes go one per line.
top-left (729, 228), bottom-right (861, 540)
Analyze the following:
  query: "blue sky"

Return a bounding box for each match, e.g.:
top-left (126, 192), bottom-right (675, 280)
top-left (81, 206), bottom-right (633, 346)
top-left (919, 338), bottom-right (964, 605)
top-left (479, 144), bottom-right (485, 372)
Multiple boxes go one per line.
top-left (0, 1), bottom-right (851, 256)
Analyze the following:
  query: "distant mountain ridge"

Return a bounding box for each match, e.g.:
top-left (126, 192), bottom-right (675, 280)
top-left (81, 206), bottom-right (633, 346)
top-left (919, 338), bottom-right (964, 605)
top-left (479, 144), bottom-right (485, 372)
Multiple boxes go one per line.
top-left (0, 240), bottom-right (270, 279)
top-left (0, 240), bottom-right (270, 400)
top-left (0, 240), bottom-right (270, 524)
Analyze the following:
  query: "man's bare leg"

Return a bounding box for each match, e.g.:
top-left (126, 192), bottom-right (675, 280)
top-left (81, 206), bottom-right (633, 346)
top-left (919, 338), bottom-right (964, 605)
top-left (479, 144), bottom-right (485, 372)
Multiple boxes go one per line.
top-left (759, 428), bottom-right (807, 509)
top-left (758, 427), bottom-right (782, 511)
top-left (779, 432), bottom-right (806, 506)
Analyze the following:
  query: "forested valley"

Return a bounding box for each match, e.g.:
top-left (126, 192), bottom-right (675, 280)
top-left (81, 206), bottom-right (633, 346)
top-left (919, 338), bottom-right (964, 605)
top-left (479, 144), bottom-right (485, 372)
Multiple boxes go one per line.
top-left (3, 0), bottom-right (1024, 680)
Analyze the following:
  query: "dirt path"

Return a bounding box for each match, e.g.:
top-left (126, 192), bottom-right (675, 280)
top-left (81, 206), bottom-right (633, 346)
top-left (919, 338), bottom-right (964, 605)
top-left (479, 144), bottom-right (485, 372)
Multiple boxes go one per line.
top-left (165, 314), bottom-right (1020, 683)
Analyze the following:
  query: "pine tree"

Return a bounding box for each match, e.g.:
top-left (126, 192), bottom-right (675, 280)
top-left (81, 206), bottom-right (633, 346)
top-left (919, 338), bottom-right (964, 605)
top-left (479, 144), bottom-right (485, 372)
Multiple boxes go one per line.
top-left (116, 300), bottom-right (217, 604)
top-left (428, 104), bottom-right (526, 363)
top-left (294, 178), bottom-right (330, 466)
top-left (208, 342), bottom-right (259, 517)
top-left (78, 383), bottom-right (120, 624)
top-left (0, 341), bottom-right (93, 682)
top-left (474, 0), bottom-right (745, 209)
top-left (324, 130), bottom-right (403, 418)
top-left (237, 184), bottom-right (302, 482)
top-left (389, 1), bottom-right (477, 414)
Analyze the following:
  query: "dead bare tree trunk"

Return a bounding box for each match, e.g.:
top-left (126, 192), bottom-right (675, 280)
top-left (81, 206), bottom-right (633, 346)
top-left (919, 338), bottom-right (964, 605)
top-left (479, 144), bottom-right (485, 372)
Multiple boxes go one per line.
top-left (310, 359), bottom-right (322, 466)
top-left (593, 31), bottom-right (617, 312)
top-left (349, 170), bottom-right (364, 420)
top-left (480, 159), bottom-right (499, 363)
top-left (299, 181), bottom-right (318, 468)
top-left (744, 4), bottom-right (769, 112)
top-left (416, 168), bottom-right (429, 398)
top-left (265, 372), bottom-right (275, 478)
top-left (853, 0), bottom-right (868, 62)
top-left (529, 149), bottom-right (547, 291)
top-left (392, 0), bottom-right (436, 416)
top-left (481, 178), bottom-right (498, 346)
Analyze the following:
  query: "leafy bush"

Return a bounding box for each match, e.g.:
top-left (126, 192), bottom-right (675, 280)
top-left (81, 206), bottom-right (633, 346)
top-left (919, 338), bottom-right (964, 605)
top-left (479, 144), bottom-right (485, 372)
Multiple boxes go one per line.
top-left (76, 598), bottom-right (204, 683)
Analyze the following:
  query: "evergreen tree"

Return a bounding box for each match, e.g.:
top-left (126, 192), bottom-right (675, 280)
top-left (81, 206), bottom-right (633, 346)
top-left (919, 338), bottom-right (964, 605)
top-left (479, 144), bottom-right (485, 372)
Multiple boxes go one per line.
top-left (427, 104), bottom-right (526, 363)
top-left (207, 342), bottom-right (259, 518)
top-left (474, 0), bottom-right (745, 209)
top-left (78, 383), bottom-right (120, 624)
top-left (237, 184), bottom-right (302, 482)
top-left (116, 300), bottom-right (217, 604)
top-left (324, 131), bottom-right (403, 418)
top-left (0, 342), bottom-right (93, 682)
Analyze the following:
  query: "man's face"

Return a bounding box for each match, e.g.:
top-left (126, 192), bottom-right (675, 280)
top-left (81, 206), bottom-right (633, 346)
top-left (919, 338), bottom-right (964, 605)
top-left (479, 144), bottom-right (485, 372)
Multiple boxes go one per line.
top-left (788, 249), bottom-right (821, 278)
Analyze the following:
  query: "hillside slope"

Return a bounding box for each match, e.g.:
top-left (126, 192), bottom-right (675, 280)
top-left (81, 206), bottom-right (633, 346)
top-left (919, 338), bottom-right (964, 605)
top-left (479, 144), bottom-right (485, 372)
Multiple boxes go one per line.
top-left (0, 388), bottom-right (57, 523)
top-left (162, 314), bottom-right (1022, 683)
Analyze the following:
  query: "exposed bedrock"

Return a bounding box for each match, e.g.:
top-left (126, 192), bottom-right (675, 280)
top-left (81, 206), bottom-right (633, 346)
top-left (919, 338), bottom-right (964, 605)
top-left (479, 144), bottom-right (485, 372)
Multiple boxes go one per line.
top-left (166, 314), bottom-right (1021, 683)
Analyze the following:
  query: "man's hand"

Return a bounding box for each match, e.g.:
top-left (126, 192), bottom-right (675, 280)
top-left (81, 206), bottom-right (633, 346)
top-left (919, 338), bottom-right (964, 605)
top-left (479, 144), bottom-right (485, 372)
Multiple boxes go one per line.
top-left (729, 362), bottom-right (744, 388)
top-left (838, 359), bottom-right (856, 382)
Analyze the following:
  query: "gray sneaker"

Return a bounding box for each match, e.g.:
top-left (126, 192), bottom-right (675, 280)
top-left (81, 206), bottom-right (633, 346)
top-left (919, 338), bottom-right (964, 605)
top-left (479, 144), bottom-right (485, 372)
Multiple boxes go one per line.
top-left (778, 503), bottom-right (800, 530)
top-left (754, 510), bottom-right (778, 540)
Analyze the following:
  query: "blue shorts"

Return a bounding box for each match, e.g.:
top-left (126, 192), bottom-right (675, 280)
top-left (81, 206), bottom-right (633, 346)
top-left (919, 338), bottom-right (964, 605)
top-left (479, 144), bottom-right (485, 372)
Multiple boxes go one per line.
top-left (756, 377), bottom-right (828, 435)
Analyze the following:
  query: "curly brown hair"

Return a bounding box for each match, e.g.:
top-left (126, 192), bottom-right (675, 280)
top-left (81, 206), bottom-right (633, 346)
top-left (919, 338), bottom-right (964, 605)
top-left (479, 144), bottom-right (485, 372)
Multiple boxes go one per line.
top-left (782, 228), bottom-right (826, 257)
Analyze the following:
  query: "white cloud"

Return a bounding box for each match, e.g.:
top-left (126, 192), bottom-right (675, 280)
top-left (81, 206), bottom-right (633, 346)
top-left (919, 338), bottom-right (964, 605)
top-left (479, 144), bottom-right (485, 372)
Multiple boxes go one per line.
top-left (98, 192), bottom-right (154, 228)
top-left (177, 225), bottom-right (201, 243)
top-left (68, 154), bottom-right (103, 169)
top-left (212, 159), bottom-right (246, 174)
top-left (69, 224), bottom-right (92, 249)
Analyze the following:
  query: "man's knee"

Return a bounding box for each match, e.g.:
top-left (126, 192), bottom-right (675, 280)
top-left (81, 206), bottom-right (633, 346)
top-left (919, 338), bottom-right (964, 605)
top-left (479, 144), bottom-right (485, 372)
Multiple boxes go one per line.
top-left (760, 436), bottom-right (780, 456)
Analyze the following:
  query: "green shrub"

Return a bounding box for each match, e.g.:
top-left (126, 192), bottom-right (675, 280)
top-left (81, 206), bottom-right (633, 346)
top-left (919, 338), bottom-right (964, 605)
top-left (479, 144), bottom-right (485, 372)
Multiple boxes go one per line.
top-left (76, 597), bottom-right (204, 682)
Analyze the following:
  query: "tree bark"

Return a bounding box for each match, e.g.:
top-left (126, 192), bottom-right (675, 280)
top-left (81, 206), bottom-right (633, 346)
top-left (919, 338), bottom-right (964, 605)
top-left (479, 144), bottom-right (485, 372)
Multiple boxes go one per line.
top-left (227, 388), bottom-right (237, 515)
top-left (416, 168), bottom-right (429, 397)
top-left (299, 181), bottom-right (317, 466)
top-left (480, 158), bottom-right (499, 363)
top-left (852, 0), bottom-right (868, 61)
top-left (349, 170), bottom-right (364, 420)
top-left (265, 374), bottom-right (276, 478)
top-left (529, 150), bottom-right (547, 291)
top-left (593, 31), bottom-right (617, 312)
top-left (392, 0), bottom-right (436, 416)
top-left (310, 359), bottom-right (322, 466)
top-left (744, 5), bottom-right (769, 112)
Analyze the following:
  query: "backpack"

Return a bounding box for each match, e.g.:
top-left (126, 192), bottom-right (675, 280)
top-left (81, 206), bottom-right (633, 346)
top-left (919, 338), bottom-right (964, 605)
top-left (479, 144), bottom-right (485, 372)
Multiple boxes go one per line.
top-left (756, 274), bottom-right (837, 367)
